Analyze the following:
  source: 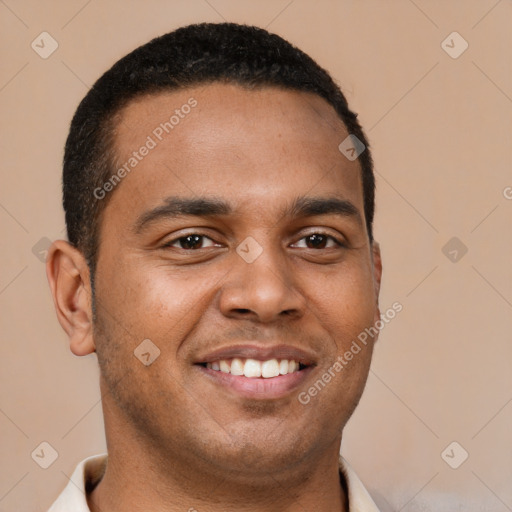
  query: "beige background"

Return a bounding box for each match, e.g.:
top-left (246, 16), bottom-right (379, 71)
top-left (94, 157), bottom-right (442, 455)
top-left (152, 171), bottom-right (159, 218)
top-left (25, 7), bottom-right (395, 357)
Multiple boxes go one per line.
top-left (1, 1), bottom-right (511, 510)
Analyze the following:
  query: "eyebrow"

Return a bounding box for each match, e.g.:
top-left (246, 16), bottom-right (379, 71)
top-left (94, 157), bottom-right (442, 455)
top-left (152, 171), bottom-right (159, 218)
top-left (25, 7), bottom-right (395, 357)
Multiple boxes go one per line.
top-left (133, 195), bottom-right (362, 233)
top-left (286, 196), bottom-right (362, 225)
top-left (134, 197), bottom-right (232, 233)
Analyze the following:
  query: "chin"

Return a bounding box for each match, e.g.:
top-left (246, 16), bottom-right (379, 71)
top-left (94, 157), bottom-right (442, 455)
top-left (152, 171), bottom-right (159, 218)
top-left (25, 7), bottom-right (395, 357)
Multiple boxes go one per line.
top-left (199, 429), bottom-right (319, 478)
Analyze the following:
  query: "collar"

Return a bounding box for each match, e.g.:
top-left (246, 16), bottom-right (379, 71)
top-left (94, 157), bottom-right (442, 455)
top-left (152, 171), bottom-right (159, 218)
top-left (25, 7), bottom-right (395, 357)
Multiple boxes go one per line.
top-left (338, 456), bottom-right (381, 511)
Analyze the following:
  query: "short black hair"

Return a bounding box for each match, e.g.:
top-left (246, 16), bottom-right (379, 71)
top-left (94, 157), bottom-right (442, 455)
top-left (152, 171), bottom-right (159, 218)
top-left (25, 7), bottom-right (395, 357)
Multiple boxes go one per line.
top-left (63, 22), bottom-right (375, 276)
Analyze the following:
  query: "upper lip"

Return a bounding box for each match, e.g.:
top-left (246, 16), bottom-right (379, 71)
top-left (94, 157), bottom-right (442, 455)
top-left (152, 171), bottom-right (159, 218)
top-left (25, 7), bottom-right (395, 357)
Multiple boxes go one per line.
top-left (195, 344), bottom-right (317, 366)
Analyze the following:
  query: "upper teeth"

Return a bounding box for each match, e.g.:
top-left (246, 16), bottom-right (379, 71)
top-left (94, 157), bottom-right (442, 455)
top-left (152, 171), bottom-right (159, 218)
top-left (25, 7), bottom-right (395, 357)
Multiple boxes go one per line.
top-left (206, 358), bottom-right (300, 378)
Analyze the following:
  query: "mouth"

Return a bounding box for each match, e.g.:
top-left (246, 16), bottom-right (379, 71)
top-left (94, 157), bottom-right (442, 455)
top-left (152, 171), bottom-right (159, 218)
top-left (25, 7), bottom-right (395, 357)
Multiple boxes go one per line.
top-left (194, 345), bottom-right (316, 400)
top-left (199, 358), bottom-right (308, 378)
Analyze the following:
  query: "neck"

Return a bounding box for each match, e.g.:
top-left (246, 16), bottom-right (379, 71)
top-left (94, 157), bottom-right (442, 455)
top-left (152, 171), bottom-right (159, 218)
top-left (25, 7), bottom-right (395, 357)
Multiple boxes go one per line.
top-left (88, 395), bottom-right (348, 512)
top-left (88, 434), bottom-right (347, 512)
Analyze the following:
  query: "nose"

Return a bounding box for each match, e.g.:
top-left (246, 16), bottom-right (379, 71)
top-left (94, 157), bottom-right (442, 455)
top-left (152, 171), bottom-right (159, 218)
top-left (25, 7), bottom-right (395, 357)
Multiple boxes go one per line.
top-left (218, 245), bottom-right (307, 323)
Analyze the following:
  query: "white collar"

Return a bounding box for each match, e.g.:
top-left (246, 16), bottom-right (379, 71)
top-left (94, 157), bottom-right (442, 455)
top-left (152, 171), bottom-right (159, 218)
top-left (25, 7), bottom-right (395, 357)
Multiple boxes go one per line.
top-left (339, 456), bottom-right (381, 511)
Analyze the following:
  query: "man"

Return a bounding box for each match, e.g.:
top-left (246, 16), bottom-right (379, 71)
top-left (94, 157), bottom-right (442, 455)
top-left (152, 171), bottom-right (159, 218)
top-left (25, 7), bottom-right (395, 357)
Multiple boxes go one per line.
top-left (46, 22), bottom-right (382, 511)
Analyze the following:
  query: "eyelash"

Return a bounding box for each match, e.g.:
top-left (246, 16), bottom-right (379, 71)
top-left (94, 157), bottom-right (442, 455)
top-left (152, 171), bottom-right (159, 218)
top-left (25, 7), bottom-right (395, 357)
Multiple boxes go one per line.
top-left (162, 232), bottom-right (345, 250)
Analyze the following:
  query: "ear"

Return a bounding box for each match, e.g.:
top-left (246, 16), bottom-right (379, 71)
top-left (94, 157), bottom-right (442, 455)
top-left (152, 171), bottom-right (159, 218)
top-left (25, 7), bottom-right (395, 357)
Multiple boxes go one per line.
top-left (46, 240), bottom-right (95, 356)
top-left (371, 240), bottom-right (382, 320)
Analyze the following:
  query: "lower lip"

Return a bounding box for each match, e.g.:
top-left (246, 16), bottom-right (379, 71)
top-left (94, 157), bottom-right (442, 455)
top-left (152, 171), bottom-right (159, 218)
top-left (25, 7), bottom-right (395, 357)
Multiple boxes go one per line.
top-left (196, 365), bottom-right (314, 400)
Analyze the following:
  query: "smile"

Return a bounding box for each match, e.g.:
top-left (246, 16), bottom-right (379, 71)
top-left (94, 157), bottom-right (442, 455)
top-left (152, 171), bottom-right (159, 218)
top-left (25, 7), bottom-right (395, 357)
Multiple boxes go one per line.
top-left (204, 358), bottom-right (305, 378)
top-left (194, 344), bottom-right (316, 399)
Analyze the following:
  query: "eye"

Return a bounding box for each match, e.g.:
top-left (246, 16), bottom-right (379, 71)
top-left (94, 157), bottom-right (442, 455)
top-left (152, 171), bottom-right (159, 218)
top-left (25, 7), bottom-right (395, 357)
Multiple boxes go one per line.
top-left (164, 234), bottom-right (219, 250)
top-left (291, 233), bottom-right (343, 249)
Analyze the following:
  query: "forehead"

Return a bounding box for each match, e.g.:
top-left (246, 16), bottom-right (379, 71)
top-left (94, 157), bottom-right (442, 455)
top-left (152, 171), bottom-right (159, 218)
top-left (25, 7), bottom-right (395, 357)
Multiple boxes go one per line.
top-left (105, 83), bottom-right (364, 226)
top-left (115, 83), bottom-right (349, 159)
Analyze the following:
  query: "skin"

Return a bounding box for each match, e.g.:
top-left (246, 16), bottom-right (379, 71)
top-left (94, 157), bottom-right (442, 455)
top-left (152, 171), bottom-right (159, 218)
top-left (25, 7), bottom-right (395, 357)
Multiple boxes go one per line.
top-left (47, 83), bottom-right (382, 512)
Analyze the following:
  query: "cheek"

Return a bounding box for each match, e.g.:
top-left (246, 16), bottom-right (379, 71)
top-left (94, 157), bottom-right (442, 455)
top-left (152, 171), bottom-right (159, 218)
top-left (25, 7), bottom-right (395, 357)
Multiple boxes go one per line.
top-left (302, 259), bottom-right (377, 347)
top-left (97, 256), bottom-right (223, 345)
top-left (321, 264), bottom-right (377, 408)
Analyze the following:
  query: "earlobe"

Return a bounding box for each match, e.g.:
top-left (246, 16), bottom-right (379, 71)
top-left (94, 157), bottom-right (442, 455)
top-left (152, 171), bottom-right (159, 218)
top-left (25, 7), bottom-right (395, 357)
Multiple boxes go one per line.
top-left (46, 240), bottom-right (96, 356)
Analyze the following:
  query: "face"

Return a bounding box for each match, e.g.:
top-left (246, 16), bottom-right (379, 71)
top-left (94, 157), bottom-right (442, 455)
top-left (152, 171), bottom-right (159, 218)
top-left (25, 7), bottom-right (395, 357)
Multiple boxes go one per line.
top-left (92, 83), bottom-right (381, 477)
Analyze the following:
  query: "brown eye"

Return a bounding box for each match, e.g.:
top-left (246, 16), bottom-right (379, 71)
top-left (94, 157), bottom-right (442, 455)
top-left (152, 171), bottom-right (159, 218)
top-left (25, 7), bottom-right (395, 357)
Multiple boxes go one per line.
top-left (304, 234), bottom-right (328, 249)
top-left (178, 235), bottom-right (202, 249)
top-left (167, 234), bottom-right (218, 250)
top-left (292, 233), bottom-right (341, 249)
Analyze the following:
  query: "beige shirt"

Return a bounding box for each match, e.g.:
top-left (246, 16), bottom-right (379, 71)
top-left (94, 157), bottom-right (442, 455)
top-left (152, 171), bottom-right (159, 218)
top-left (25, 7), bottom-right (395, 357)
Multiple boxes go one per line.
top-left (48, 454), bottom-right (380, 511)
